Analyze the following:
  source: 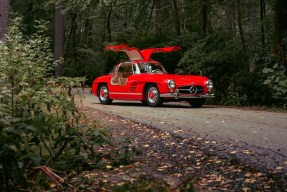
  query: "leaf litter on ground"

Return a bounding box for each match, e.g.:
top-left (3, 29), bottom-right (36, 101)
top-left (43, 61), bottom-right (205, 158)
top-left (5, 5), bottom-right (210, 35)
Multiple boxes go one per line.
top-left (52, 105), bottom-right (287, 191)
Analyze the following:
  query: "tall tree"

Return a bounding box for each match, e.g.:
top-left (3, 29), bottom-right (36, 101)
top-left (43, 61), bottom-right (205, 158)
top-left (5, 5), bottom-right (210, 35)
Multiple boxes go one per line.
top-left (201, 0), bottom-right (208, 37)
top-left (225, 0), bottom-right (236, 39)
top-left (236, 0), bottom-right (246, 49)
top-left (0, 0), bottom-right (9, 41)
top-left (236, 0), bottom-right (249, 71)
top-left (260, 0), bottom-right (266, 48)
top-left (54, 1), bottom-right (64, 77)
top-left (274, 0), bottom-right (287, 52)
top-left (106, 0), bottom-right (115, 43)
top-left (145, 0), bottom-right (156, 37)
top-left (171, 0), bottom-right (181, 36)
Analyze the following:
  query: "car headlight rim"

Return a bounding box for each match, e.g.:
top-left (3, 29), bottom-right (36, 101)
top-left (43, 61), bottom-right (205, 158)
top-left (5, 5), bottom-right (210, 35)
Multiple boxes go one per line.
top-left (168, 79), bottom-right (176, 89)
top-left (206, 80), bottom-right (214, 90)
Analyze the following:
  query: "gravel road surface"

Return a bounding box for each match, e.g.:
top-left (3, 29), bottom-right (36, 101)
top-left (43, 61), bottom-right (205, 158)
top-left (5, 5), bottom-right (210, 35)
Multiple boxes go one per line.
top-left (77, 90), bottom-right (287, 172)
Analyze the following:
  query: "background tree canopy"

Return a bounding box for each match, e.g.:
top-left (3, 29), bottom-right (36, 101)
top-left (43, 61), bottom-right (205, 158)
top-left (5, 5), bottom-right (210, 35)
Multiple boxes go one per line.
top-left (4, 0), bottom-right (287, 107)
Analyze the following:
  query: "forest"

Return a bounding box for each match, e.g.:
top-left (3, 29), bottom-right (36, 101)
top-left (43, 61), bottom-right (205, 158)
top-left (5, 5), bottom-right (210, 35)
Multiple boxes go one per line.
top-left (0, 0), bottom-right (287, 190)
top-left (1, 0), bottom-right (287, 107)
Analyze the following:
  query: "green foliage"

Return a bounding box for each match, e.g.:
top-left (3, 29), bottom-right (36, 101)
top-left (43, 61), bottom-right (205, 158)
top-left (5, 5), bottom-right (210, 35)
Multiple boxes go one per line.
top-left (0, 18), bottom-right (82, 190)
top-left (224, 72), bottom-right (272, 106)
top-left (175, 32), bottom-right (286, 107)
top-left (167, 33), bottom-right (202, 51)
top-left (261, 55), bottom-right (287, 106)
top-left (0, 18), bottom-right (140, 191)
top-left (178, 33), bottom-right (246, 76)
top-left (177, 33), bottom-right (247, 103)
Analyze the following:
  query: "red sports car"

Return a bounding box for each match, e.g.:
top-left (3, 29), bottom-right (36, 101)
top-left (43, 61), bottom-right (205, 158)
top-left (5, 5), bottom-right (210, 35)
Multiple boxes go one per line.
top-left (92, 44), bottom-right (214, 107)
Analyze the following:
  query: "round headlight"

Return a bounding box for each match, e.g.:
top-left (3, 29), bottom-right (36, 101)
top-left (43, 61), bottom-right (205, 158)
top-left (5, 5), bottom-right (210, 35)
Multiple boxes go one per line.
top-left (168, 80), bottom-right (176, 89)
top-left (206, 80), bottom-right (214, 90)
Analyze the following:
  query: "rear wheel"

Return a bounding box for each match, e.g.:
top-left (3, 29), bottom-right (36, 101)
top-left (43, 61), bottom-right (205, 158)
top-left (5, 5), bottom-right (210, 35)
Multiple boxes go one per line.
top-left (146, 85), bottom-right (163, 107)
top-left (98, 84), bottom-right (112, 104)
top-left (188, 98), bottom-right (206, 108)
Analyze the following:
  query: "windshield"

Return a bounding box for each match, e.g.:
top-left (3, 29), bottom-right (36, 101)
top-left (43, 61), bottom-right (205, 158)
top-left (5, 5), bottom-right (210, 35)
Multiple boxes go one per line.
top-left (137, 62), bottom-right (167, 74)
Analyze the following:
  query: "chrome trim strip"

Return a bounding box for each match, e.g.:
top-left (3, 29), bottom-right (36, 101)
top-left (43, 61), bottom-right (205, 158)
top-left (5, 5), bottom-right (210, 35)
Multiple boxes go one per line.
top-left (109, 92), bottom-right (142, 95)
top-left (160, 93), bottom-right (215, 99)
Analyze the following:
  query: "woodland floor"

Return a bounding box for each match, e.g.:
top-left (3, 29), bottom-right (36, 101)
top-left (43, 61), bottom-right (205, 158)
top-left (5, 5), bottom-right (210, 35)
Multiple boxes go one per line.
top-left (67, 105), bottom-right (287, 191)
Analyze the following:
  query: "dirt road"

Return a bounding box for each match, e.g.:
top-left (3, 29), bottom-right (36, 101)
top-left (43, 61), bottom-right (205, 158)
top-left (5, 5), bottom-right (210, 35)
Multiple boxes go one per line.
top-left (77, 90), bottom-right (287, 171)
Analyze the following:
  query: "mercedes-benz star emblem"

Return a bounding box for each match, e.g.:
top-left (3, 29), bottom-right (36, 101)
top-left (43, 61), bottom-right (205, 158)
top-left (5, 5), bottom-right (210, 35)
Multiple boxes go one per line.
top-left (189, 86), bottom-right (197, 94)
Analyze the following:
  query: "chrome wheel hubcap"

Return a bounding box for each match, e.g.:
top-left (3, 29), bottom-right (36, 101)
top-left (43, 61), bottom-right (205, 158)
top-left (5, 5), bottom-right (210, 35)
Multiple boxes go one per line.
top-left (148, 87), bottom-right (159, 104)
top-left (99, 86), bottom-right (108, 101)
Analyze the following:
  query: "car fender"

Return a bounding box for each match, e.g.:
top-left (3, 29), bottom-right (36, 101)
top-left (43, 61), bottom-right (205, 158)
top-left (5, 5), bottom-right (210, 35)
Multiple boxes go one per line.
top-left (92, 75), bottom-right (112, 96)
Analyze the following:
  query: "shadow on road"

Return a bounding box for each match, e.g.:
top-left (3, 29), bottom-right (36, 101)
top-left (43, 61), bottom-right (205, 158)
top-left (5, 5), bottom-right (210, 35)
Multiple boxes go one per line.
top-left (91, 101), bottom-right (217, 109)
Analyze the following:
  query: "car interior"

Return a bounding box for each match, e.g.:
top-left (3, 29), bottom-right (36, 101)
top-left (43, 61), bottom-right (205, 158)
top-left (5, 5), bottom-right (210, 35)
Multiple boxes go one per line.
top-left (110, 62), bottom-right (133, 86)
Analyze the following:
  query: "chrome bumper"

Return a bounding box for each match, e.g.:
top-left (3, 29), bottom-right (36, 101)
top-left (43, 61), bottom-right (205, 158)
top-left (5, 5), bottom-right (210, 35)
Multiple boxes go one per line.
top-left (160, 91), bottom-right (215, 99)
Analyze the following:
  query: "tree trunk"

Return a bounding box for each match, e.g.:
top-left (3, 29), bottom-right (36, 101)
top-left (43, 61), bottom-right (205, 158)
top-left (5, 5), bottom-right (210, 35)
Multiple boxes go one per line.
top-left (201, 0), bottom-right (208, 37)
top-left (236, 0), bottom-right (245, 49)
top-left (54, 2), bottom-right (64, 77)
top-left (0, 0), bottom-right (9, 41)
top-left (171, 0), bottom-right (181, 36)
top-left (225, 1), bottom-right (235, 39)
top-left (145, 0), bottom-right (156, 37)
top-left (236, 0), bottom-right (249, 72)
top-left (275, 0), bottom-right (287, 52)
top-left (274, 0), bottom-right (287, 70)
top-left (106, 0), bottom-right (114, 43)
top-left (260, 0), bottom-right (266, 48)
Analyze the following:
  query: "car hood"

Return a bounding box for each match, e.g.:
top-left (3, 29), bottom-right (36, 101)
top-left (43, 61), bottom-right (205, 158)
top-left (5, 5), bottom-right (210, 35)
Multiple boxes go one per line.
top-left (146, 74), bottom-right (210, 86)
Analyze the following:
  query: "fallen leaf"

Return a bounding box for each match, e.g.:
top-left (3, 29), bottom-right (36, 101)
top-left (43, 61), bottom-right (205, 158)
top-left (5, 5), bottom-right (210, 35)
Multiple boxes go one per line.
top-left (245, 172), bottom-right (251, 177)
top-left (276, 166), bottom-right (283, 170)
top-left (242, 187), bottom-right (250, 192)
top-left (173, 173), bottom-right (182, 177)
top-left (243, 150), bottom-right (250, 154)
top-left (215, 160), bottom-right (222, 164)
top-left (186, 167), bottom-right (193, 171)
top-left (50, 182), bottom-right (56, 188)
top-left (116, 182), bottom-right (125, 186)
top-left (106, 165), bottom-right (112, 169)
top-left (256, 173), bottom-right (263, 177)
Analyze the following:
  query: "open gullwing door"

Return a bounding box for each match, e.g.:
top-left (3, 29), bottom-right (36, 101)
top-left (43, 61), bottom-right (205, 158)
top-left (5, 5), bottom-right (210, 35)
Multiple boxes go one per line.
top-left (140, 46), bottom-right (181, 60)
top-left (104, 44), bottom-right (143, 61)
top-left (104, 44), bottom-right (181, 61)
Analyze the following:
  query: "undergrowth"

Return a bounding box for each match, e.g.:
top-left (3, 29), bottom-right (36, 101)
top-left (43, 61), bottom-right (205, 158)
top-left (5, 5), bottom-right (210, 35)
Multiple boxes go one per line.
top-left (0, 18), bottom-right (141, 191)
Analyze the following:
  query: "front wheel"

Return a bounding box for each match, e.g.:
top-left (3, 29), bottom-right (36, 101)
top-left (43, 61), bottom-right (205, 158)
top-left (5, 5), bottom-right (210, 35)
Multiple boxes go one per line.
top-left (146, 85), bottom-right (163, 107)
top-left (188, 98), bottom-right (206, 108)
top-left (98, 84), bottom-right (112, 104)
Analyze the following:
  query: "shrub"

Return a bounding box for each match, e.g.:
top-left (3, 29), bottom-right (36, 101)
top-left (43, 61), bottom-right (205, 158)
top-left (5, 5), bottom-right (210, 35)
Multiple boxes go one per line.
top-left (261, 55), bottom-right (287, 107)
top-left (0, 18), bottom-right (140, 191)
top-left (177, 33), bottom-right (247, 104)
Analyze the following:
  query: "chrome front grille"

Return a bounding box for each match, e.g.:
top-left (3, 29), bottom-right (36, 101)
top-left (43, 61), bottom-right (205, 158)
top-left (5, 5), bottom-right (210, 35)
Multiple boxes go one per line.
top-left (178, 86), bottom-right (204, 94)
